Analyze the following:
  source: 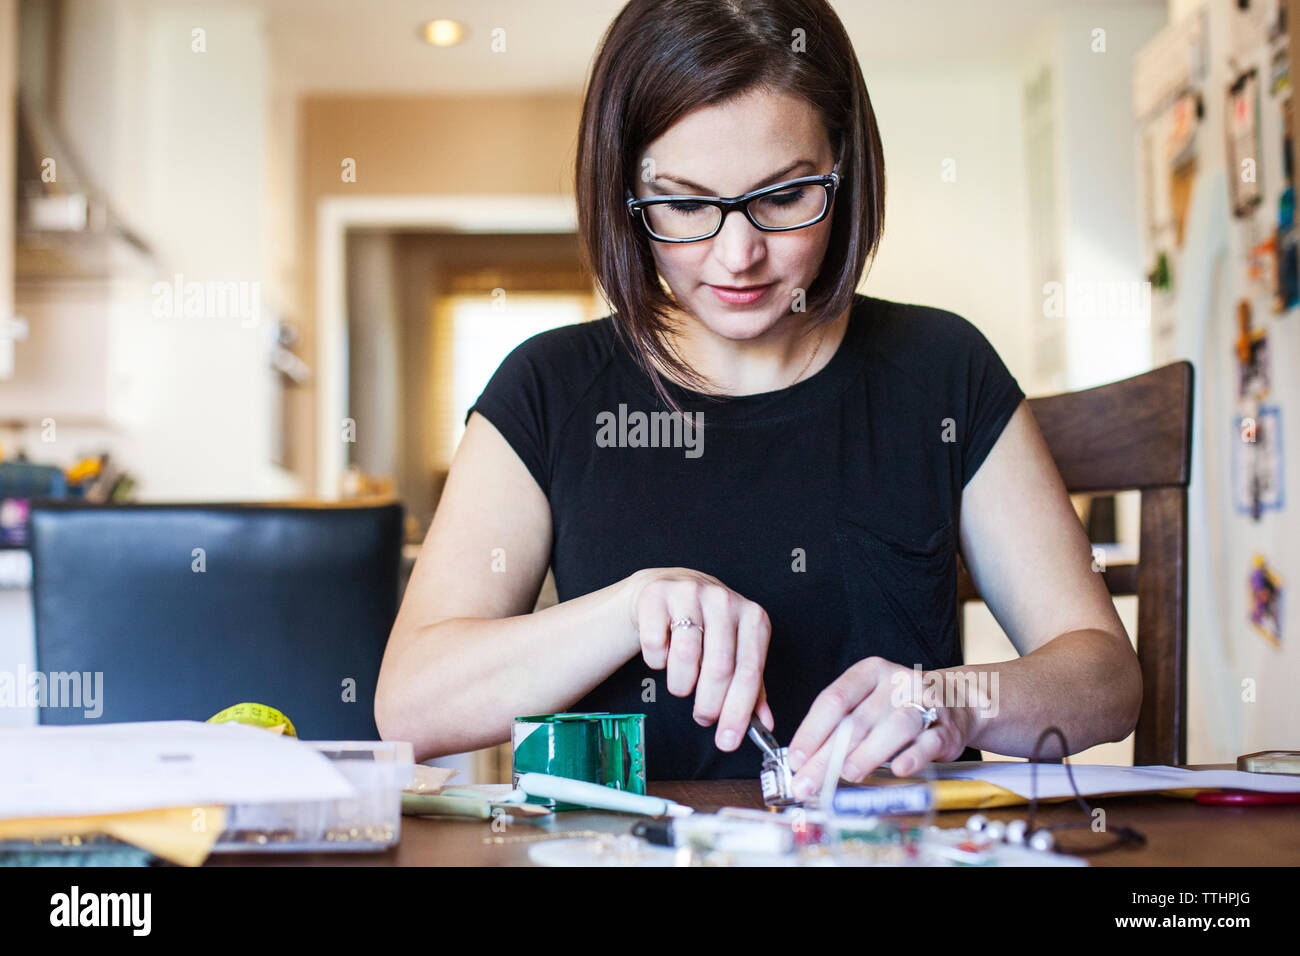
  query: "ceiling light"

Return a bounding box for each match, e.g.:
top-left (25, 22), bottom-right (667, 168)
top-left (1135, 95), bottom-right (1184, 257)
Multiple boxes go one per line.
top-left (421, 19), bottom-right (465, 47)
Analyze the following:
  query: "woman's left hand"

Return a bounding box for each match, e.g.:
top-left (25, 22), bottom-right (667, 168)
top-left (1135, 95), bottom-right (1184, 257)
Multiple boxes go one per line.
top-left (787, 657), bottom-right (974, 800)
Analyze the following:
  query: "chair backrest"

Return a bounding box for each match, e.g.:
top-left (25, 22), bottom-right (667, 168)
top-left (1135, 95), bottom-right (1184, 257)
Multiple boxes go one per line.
top-left (957, 361), bottom-right (1194, 765)
top-left (29, 501), bottom-right (403, 740)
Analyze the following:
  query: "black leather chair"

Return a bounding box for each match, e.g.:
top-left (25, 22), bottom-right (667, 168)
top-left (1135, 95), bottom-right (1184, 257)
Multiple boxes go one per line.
top-left (29, 502), bottom-right (403, 739)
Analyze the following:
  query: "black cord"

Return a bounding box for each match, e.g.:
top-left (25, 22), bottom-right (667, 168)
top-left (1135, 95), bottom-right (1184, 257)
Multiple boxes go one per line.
top-left (1025, 726), bottom-right (1146, 855)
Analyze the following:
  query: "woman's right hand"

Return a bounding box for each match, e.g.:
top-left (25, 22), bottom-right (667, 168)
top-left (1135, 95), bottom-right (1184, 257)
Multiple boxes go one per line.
top-left (623, 567), bottom-right (775, 752)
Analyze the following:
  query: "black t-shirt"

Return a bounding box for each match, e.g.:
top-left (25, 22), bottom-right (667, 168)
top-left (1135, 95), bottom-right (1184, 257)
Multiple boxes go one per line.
top-left (465, 292), bottom-right (1025, 780)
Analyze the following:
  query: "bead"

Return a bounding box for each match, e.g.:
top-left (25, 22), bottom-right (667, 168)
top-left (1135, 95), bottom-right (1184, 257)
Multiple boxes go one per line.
top-left (984, 821), bottom-right (1007, 843)
top-left (1005, 819), bottom-right (1028, 844)
top-left (1028, 830), bottom-right (1055, 852)
top-left (966, 813), bottom-right (989, 833)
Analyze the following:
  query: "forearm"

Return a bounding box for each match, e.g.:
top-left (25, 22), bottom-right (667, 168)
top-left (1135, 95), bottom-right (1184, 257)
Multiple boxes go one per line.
top-left (375, 575), bottom-right (643, 762)
top-left (936, 628), bottom-right (1142, 758)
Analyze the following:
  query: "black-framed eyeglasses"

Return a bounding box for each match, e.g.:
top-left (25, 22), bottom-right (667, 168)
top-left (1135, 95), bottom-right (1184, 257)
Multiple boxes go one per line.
top-left (625, 163), bottom-right (840, 243)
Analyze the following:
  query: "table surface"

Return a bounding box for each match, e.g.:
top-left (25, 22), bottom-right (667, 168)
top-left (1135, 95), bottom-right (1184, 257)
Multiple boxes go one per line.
top-left (207, 763), bottom-right (1300, 867)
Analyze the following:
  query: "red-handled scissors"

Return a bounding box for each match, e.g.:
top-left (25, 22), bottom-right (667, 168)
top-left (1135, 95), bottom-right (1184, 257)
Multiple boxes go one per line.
top-left (1194, 789), bottom-right (1300, 806)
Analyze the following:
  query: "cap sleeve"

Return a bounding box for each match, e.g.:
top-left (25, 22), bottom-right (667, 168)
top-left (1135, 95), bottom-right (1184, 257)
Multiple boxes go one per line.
top-left (464, 338), bottom-right (551, 498)
top-left (959, 321), bottom-right (1025, 488)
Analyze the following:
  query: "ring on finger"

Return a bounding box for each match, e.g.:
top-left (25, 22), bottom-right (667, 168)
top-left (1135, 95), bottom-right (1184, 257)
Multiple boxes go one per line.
top-left (900, 700), bottom-right (939, 733)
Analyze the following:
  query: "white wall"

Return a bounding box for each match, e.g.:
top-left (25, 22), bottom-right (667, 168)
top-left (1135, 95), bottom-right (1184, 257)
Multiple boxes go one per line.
top-left (861, 63), bottom-right (1033, 384)
top-left (0, 0), bottom-right (298, 500)
top-left (1168, 0), bottom-right (1208, 22)
top-left (1056, 5), bottom-right (1168, 391)
top-left (122, 1), bottom-right (295, 499)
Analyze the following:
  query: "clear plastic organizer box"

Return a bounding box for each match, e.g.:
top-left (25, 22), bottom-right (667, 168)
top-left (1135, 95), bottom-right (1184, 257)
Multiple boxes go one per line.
top-left (213, 740), bottom-right (414, 852)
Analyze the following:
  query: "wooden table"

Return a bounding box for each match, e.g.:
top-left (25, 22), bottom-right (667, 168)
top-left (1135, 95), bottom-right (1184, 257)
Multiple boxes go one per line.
top-left (208, 764), bottom-right (1300, 867)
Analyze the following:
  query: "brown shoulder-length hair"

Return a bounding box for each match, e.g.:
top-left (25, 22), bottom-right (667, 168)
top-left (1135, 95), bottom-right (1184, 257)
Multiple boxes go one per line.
top-left (576, 0), bottom-right (885, 413)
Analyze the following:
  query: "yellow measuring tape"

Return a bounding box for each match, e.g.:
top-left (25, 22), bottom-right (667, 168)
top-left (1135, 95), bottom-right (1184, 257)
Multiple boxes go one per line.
top-left (207, 702), bottom-right (297, 738)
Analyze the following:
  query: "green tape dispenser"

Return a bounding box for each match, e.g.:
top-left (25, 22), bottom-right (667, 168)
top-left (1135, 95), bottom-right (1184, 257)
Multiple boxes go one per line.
top-left (511, 712), bottom-right (646, 810)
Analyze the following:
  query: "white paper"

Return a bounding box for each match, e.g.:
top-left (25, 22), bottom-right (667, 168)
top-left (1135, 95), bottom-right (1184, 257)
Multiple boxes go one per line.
top-left (933, 762), bottom-right (1300, 800)
top-left (0, 720), bottom-right (357, 820)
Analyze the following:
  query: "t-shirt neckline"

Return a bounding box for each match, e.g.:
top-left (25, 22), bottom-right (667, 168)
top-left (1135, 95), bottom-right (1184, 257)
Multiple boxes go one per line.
top-left (609, 293), bottom-right (870, 424)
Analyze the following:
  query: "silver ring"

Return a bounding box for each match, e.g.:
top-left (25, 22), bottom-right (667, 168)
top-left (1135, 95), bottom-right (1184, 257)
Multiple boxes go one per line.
top-left (669, 618), bottom-right (702, 632)
top-left (902, 700), bottom-right (938, 732)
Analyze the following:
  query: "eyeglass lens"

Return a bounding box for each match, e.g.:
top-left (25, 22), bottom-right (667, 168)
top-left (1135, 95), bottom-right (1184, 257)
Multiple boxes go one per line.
top-left (642, 183), bottom-right (828, 240)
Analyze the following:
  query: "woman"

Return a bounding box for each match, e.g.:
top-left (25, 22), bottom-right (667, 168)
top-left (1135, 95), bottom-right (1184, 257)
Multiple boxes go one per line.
top-left (375, 0), bottom-right (1141, 797)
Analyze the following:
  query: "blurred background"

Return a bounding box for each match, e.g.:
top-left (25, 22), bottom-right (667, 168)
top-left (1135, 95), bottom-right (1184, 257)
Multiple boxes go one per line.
top-left (0, 0), bottom-right (1295, 776)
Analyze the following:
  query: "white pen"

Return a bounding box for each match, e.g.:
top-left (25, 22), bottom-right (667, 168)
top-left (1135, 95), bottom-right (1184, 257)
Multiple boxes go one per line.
top-left (820, 717), bottom-right (855, 809)
top-left (517, 773), bottom-right (694, 816)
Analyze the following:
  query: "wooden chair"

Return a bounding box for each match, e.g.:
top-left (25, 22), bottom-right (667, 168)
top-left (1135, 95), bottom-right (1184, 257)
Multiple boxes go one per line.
top-left (957, 361), bottom-right (1194, 765)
